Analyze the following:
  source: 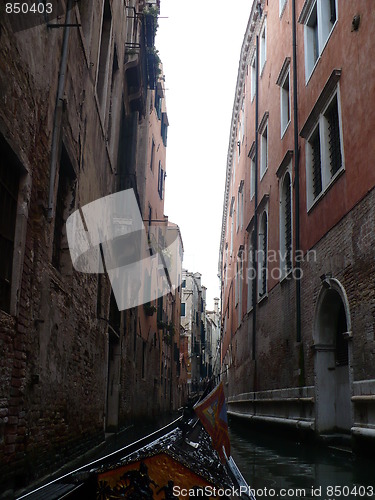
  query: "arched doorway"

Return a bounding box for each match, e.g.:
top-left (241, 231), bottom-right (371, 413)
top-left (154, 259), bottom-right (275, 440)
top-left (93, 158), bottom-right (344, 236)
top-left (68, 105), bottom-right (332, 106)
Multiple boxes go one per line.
top-left (314, 279), bottom-right (352, 433)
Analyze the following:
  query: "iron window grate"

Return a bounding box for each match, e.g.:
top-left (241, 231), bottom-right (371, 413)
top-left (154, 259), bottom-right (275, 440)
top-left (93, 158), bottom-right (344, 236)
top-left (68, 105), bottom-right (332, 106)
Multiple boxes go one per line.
top-left (326, 96), bottom-right (342, 177)
top-left (311, 127), bottom-right (322, 198)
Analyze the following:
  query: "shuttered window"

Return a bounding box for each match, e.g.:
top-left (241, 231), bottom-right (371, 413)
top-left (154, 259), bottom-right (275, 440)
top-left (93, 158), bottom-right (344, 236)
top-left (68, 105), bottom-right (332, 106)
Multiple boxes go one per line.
top-left (310, 127), bottom-right (322, 198)
top-left (325, 95), bottom-right (342, 177)
top-left (305, 89), bottom-right (343, 209)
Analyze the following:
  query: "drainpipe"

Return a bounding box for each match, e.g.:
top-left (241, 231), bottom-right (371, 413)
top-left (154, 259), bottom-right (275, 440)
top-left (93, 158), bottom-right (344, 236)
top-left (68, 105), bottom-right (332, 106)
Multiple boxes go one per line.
top-left (292, 0), bottom-right (302, 344)
top-left (47, 0), bottom-right (73, 221)
top-left (252, 35), bottom-right (259, 385)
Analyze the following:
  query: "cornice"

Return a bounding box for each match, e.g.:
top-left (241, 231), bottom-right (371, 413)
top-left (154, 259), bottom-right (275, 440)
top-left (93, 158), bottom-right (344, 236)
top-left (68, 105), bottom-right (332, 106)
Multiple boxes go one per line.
top-left (219, 0), bottom-right (265, 274)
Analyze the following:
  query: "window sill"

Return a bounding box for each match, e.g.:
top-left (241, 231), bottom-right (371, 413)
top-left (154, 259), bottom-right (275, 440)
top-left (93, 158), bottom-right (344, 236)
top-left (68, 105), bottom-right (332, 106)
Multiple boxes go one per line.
top-left (307, 166), bottom-right (345, 213)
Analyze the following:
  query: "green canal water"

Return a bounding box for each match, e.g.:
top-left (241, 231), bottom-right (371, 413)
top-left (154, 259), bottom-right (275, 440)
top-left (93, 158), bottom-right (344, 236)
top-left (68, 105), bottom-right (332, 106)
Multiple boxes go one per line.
top-left (229, 421), bottom-right (375, 500)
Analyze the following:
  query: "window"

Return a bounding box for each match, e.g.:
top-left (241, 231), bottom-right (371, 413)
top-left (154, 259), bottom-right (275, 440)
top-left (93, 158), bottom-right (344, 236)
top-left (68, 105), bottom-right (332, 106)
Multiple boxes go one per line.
top-left (230, 217), bottom-right (234, 257)
top-left (96, 0), bottom-right (112, 111)
top-left (325, 93), bottom-right (342, 177)
top-left (247, 231), bottom-right (255, 311)
top-left (250, 54), bottom-right (256, 102)
top-left (181, 279), bottom-right (186, 288)
top-left (107, 45), bottom-right (120, 152)
top-left (237, 181), bottom-right (244, 230)
top-left (249, 144), bottom-right (256, 200)
top-left (240, 101), bottom-right (245, 142)
top-left (0, 141), bottom-right (20, 313)
top-left (157, 161), bottom-right (164, 199)
top-left (236, 252), bottom-right (243, 322)
top-left (148, 205), bottom-right (152, 239)
top-left (259, 115), bottom-right (269, 179)
top-left (277, 60), bottom-right (291, 137)
top-left (155, 90), bottom-right (162, 120)
top-left (150, 139), bottom-right (155, 171)
top-left (161, 112), bottom-right (168, 147)
top-left (235, 261), bottom-right (239, 307)
top-left (280, 170), bottom-right (293, 277)
top-left (236, 195), bottom-right (239, 233)
top-left (52, 146), bottom-right (76, 271)
top-left (300, 0), bottom-right (338, 81)
top-left (260, 18), bottom-right (267, 75)
top-left (258, 211), bottom-right (268, 298)
top-left (309, 126), bottom-right (322, 199)
top-left (305, 90), bottom-right (343, 209)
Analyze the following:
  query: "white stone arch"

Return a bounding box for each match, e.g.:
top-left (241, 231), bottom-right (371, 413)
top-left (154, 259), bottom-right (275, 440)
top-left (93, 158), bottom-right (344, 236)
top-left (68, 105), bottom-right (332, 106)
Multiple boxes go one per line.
top-left (313, 277), bottom-right (353, 434)
top-left (313, 277), bottom-right (352, 344)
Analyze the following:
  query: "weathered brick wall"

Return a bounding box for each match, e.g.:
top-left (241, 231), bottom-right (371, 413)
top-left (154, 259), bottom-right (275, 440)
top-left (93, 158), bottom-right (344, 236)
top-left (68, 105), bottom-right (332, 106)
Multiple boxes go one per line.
top-left (0, 2), bottom-right (119, 493)
top-left (226, 186), bottom-right (375, 400)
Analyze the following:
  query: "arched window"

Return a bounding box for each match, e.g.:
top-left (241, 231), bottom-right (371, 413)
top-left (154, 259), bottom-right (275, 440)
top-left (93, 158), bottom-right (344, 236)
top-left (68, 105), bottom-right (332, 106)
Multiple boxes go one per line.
top-left (247, 231), bottom-right (255, 311)
top-left (258, 212), bottom-right (268, 297)
top-left (280, 171), bottom-right (292, 276)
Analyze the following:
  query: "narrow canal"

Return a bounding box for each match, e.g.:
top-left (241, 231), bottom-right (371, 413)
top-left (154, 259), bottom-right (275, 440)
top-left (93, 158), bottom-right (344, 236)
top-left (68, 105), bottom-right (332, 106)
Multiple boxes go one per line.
top-left (229, 420), bottom-right (375, 500)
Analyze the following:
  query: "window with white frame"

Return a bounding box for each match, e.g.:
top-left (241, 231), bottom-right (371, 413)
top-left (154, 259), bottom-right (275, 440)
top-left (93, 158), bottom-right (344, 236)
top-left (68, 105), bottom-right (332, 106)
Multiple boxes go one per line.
top-left (259, 115), bottom-right (269, 179)
top-left (250, 53), bottom-right (256, 101)
top-left (300, 0), bottom-right (338, 82)
top-left (258, 211), bottom-right (268, 298)
top-left (249, 143), bottom-right (256, 200)
top-left (260, 18), bottom-right (267, 75)
top-left (305, 90), bottom-right (343, 209)
top-left (277, 59), bottom-right (291, 137)
top-left (280, 169), bottom-right (293, 277)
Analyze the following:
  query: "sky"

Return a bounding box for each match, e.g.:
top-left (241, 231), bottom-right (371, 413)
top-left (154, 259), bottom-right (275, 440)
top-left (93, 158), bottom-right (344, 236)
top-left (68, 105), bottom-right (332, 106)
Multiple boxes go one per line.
top-left (156, 0), bottom-right (252, 310)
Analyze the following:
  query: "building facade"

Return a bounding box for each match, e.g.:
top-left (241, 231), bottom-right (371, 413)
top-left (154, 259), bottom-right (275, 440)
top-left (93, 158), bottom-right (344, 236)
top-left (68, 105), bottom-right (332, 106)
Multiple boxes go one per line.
top-left (180, 270), bottom-right (208, 393)
top-left (205, 298), bottom-right (221, 383)
top-left (0, 0), bottom-right (185, 494)
top-left (219, 0), bottom-right (375, 449)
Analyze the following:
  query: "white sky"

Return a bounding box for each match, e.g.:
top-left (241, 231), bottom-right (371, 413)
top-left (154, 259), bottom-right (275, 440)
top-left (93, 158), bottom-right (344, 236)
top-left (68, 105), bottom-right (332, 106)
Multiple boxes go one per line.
top-left (156, 1), bottom-right (251, 309)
